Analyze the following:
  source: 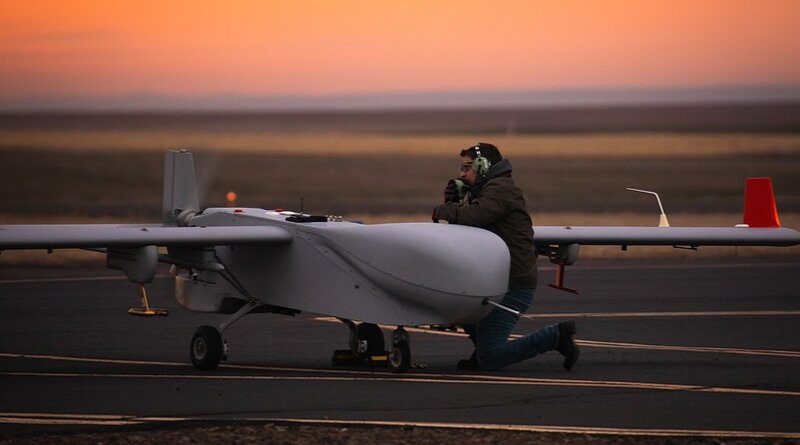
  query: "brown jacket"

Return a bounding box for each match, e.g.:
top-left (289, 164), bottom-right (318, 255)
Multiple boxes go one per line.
top-left (434, 159), bottom-right (537, 289)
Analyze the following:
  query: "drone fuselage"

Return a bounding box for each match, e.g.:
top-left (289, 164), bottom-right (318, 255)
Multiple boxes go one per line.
top-left (174, 208), bottom-right (511, 326)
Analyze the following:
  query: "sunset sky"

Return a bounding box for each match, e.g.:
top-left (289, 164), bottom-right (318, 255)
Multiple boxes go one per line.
top-left (1, 0), bottom-right (799, 108)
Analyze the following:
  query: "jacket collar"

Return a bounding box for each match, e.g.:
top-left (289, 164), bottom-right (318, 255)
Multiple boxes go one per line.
top-left (470, 158), bottom-right (512, 196)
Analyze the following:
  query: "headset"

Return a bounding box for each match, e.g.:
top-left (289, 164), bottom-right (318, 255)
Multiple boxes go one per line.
top-left (472, 144), bottom-right (492, 177)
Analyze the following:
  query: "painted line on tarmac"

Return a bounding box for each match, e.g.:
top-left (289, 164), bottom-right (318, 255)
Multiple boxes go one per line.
top-left (0, 412), bottom-right (180, 427)
top-left (0, 275), bottom-right (130, 285)
top-left (0, 274), bottom-right (170, 285)
top-left (0, 417), bottom-right (141, 426)
top-left (313, 317), bottom-right (800, 359)
top-left (3, 368), bottom-right (800, 398)
top-left (577, 339), bottom-right (800, 358)
top-left (518, 310), bottom-right (800, 319)
top-left (0, 352), bottom-right (188, 368)
top-left (6, 350), bottom-right (799, 396)
top-left (4, 351), bottom-right (800, 397)
top-left (1, 412), bottom-right (799, 439)
top-left (554, 261), bottom-right (800, 271)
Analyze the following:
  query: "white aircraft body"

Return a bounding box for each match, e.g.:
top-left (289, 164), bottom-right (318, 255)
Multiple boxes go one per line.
top-left (1, 150), bottom-right (797, 372)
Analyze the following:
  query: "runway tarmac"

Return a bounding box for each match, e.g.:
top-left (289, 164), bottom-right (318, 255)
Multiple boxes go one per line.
top-left (1, 257), bottom-right (799, 440)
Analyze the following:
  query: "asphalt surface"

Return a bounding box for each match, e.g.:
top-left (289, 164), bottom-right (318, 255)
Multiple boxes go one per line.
top-left (1, 257), bottom-right (799, 440)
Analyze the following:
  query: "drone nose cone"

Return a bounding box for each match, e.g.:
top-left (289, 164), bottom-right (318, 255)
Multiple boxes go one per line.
top-left (322, 223), bottom-right (510, 297)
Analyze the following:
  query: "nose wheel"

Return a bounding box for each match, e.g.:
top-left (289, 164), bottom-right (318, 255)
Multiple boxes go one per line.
top-left (190, 325), bottom-right (226, 370)
top-left (189, 300), bottom-right (260, 370)
top-left (388, 327), bottom-right (411, 373)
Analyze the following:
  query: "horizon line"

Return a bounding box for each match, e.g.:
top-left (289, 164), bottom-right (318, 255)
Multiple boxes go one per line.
top-left (2, 85), bottom-right (800, 112)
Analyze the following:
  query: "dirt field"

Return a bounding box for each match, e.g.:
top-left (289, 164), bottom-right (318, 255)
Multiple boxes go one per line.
top-left (2, 103), bottom-right (799, 134)
top-left (1, 148), bottom-right (797, 217)
top-left (2, 421), bottom-right (796, 445)
top-left (1, 129), bottom-right (799, 158)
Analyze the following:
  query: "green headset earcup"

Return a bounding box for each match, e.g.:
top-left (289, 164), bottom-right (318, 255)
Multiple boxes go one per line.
top-left (473, 156), bottom-right (491, 176)
top-left (454, 179), bottom-right (470, 200)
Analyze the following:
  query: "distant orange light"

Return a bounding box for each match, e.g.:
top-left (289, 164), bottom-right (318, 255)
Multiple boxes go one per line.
top-left (226, 191), bottom-right (237, 204)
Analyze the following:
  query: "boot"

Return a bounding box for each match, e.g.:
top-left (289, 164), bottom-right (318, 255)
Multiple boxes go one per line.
top-left (557, 321), bottom-right (579, 371)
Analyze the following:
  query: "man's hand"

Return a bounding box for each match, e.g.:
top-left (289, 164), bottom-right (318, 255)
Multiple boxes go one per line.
top-left (444, 179), bottom-right (469, 203)
top-left (444, 180), bottom-right (459, 203)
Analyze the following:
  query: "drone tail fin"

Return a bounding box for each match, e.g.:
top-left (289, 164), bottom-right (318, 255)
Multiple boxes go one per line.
top-left (743, 177), bottom-right (781, 228)
top-left (162, 150), bottom-right (200, 226)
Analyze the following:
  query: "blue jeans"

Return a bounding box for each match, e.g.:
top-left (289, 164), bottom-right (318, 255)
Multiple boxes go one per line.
top-left (468, 288), bottom-right (559, 370)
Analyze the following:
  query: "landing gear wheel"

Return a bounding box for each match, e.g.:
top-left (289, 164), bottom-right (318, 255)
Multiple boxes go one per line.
top-left (333, 319), bottom-right (390, 367)
top-left (190, 325), bottom-right (223, 370)
top-left (356, 323), bottom-right (385, 357)
top-left (389, 327), bottom-right (411, 373)
top-left (388, 341), bottom-right (411, 373)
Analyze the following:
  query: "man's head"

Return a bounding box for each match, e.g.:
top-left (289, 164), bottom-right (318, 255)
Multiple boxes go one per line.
top-left (459, 142), bottom-right (503, 185)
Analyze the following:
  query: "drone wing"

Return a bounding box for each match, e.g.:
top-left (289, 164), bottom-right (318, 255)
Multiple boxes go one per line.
top-left (534, 225), bottom-right (800, 248)
top-left (531, 178), bottom-right (799, 293)
top-left (534, 177), bottom-right (799, 248)
top-left (0, 224), bottom-right (293, 250)
top-left (0, 223), bottom-right (294, 285)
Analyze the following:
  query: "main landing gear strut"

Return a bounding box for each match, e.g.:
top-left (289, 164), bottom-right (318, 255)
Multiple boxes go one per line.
top-left (332, 319), bottom-right (412, 373)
